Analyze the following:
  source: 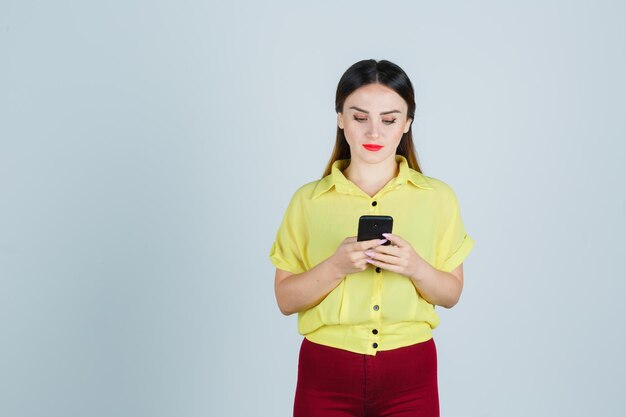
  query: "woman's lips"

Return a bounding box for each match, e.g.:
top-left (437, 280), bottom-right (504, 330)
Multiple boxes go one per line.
top-left (363, 144), bottom-right (383, 151)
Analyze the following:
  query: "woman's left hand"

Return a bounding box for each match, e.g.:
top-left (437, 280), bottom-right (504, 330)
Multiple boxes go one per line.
top-left (364, 233), bottom-right (428, 280)
top-left (366, 233), bottom-right (465, 308)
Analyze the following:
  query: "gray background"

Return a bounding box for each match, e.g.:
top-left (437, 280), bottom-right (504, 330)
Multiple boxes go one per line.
top-left (2, 1), bottom-right (625, 416)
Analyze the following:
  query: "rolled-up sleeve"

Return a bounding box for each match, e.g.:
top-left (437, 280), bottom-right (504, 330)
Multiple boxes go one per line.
top-left (436, 186), bottom-right (474, 272)
top-left (269, 191), bottom-right (307, 274)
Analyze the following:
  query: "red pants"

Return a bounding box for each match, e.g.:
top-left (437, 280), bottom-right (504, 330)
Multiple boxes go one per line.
top-left (294, 338), bottom-right (439, 417)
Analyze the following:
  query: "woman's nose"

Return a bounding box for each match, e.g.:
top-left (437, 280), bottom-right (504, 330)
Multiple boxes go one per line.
top-left (367, 120), bottom-right (380, 139)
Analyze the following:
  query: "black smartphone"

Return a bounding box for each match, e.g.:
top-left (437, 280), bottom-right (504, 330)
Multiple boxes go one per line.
top-left (357, 215), bottom-right (393, 245)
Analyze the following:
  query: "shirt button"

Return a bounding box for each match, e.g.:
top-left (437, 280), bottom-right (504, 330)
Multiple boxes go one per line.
top-left (373, 305), bottom-right (379, 311)
top-left (372, 329), bottom-right (378, 335)
top-left (375, 267), bottom-right (381, 273)
top-left (371, 201), bottom-right (377, 206)
top-left (373, 343), bottom-right (378, 349)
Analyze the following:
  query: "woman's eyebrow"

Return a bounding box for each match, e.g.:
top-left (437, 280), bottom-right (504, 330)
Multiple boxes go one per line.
top-left (349, 106), bottom-right (401, 115)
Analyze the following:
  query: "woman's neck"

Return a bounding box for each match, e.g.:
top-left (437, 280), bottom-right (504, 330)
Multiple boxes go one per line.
top-left (343, 157), bottom-right (399, 197)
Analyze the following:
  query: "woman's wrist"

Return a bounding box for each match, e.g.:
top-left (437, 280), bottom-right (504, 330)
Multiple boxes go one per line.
top-left (323, 256), bottom-right (347, 282)
top-left (410, 256), bottom-right (433, 285)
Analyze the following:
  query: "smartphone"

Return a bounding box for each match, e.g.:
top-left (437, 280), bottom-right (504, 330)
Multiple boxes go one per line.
top-left (357, 215), bottom-right (393, 245)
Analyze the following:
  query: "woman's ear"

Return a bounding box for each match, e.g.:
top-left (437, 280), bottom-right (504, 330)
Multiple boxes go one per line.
top-left (403, 118), bottom-right (412, 133)
top-left (337, 113), bottom-right (344, 130)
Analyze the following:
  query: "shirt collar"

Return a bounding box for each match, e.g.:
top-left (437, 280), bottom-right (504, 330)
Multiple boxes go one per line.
top-left (312, 155), bottom-right (433, 199)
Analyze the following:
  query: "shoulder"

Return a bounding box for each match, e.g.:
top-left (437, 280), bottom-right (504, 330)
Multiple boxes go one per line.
top-left (290, 179), bottom-right (322, 201)
top-left (424, 175), bottom-right (457, 196)
top-left (419, 174), bottom-right (466, 224)
top-left (281, 179), bottom-right (324, 213)
top-left (410, 171), bottom-right (464, 219)
top-left (408, 168), bottom-right (459, 200)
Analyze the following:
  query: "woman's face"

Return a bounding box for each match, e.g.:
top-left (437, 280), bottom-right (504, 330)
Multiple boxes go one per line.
top-left (337, 83), bottom-right (412, 165)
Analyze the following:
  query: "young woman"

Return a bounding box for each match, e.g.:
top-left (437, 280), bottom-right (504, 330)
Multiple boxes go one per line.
top-left (270, 59), bottom-right (474, 417)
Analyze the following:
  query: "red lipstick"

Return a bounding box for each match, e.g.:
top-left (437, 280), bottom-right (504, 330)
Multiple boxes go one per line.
top-left (363, 144), bottom-right (383, 151)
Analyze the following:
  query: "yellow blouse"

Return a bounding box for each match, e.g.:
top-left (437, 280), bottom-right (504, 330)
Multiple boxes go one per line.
top-left (270, 155), bottom-right (474, 355)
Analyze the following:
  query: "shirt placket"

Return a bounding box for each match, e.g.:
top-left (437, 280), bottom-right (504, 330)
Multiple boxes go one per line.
top-left (369, 194), bottom-right (383, 353)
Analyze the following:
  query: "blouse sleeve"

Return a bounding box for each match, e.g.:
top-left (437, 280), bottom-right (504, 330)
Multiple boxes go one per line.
top-left (436, 185), bottom-right (475, 272)
top-left (269, 190), bottom-right (308, 274)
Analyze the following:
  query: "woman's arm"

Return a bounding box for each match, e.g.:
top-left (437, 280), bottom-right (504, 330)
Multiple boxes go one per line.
top-left (409, 263), bottom-right (463, 309)
top-left (275, 237), bottom-right (387, 315)
top-left (365, 233), bottom-right (464, 308)
top-left (274, 261), bottom-right (342, 316)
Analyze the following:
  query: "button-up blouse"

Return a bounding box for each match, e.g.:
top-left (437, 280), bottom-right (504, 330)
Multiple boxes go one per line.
top-left (270, 155), bottom-right (474, 355)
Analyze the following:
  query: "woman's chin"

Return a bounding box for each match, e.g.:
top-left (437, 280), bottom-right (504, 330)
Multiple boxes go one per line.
top-left (354, 151), bottom-right (395, 165)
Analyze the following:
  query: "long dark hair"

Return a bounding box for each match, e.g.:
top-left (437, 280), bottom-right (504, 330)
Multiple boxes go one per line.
top-left (323, 59), bottom-right (421, 177)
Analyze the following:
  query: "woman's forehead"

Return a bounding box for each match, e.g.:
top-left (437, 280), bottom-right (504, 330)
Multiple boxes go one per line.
top-left (344, 84), bottom-right (407, 111)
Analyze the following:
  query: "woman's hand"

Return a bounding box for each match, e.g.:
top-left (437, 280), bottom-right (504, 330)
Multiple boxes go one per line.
top-left (364, 233), bottom-right (428, 281)
top-left (274, 236), bottom-right (388, 315)
top-left (365, 232), bottom-right (464, 308)
top-left (329, 236), bottom-right (388, 278)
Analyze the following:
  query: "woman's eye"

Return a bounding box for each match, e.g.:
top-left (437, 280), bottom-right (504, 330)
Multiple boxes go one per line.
top-left (352, 116), bottom-right (396, 124)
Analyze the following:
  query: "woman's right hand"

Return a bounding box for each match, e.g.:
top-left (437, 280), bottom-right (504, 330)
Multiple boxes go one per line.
top-left (275, 236), bottom-right (388, 315)
top-left (328, 236), bottom-right (388, 278)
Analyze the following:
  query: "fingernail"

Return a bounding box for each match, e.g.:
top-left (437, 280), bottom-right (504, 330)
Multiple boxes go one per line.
top-left (378, 239), bottom-right (388, 245)
top-left (382, 233), bottom-right (391, 238)
top-left (365, 259), bottom-right (375, 264)
top-left (365, 250), bottom-right (374, 257)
